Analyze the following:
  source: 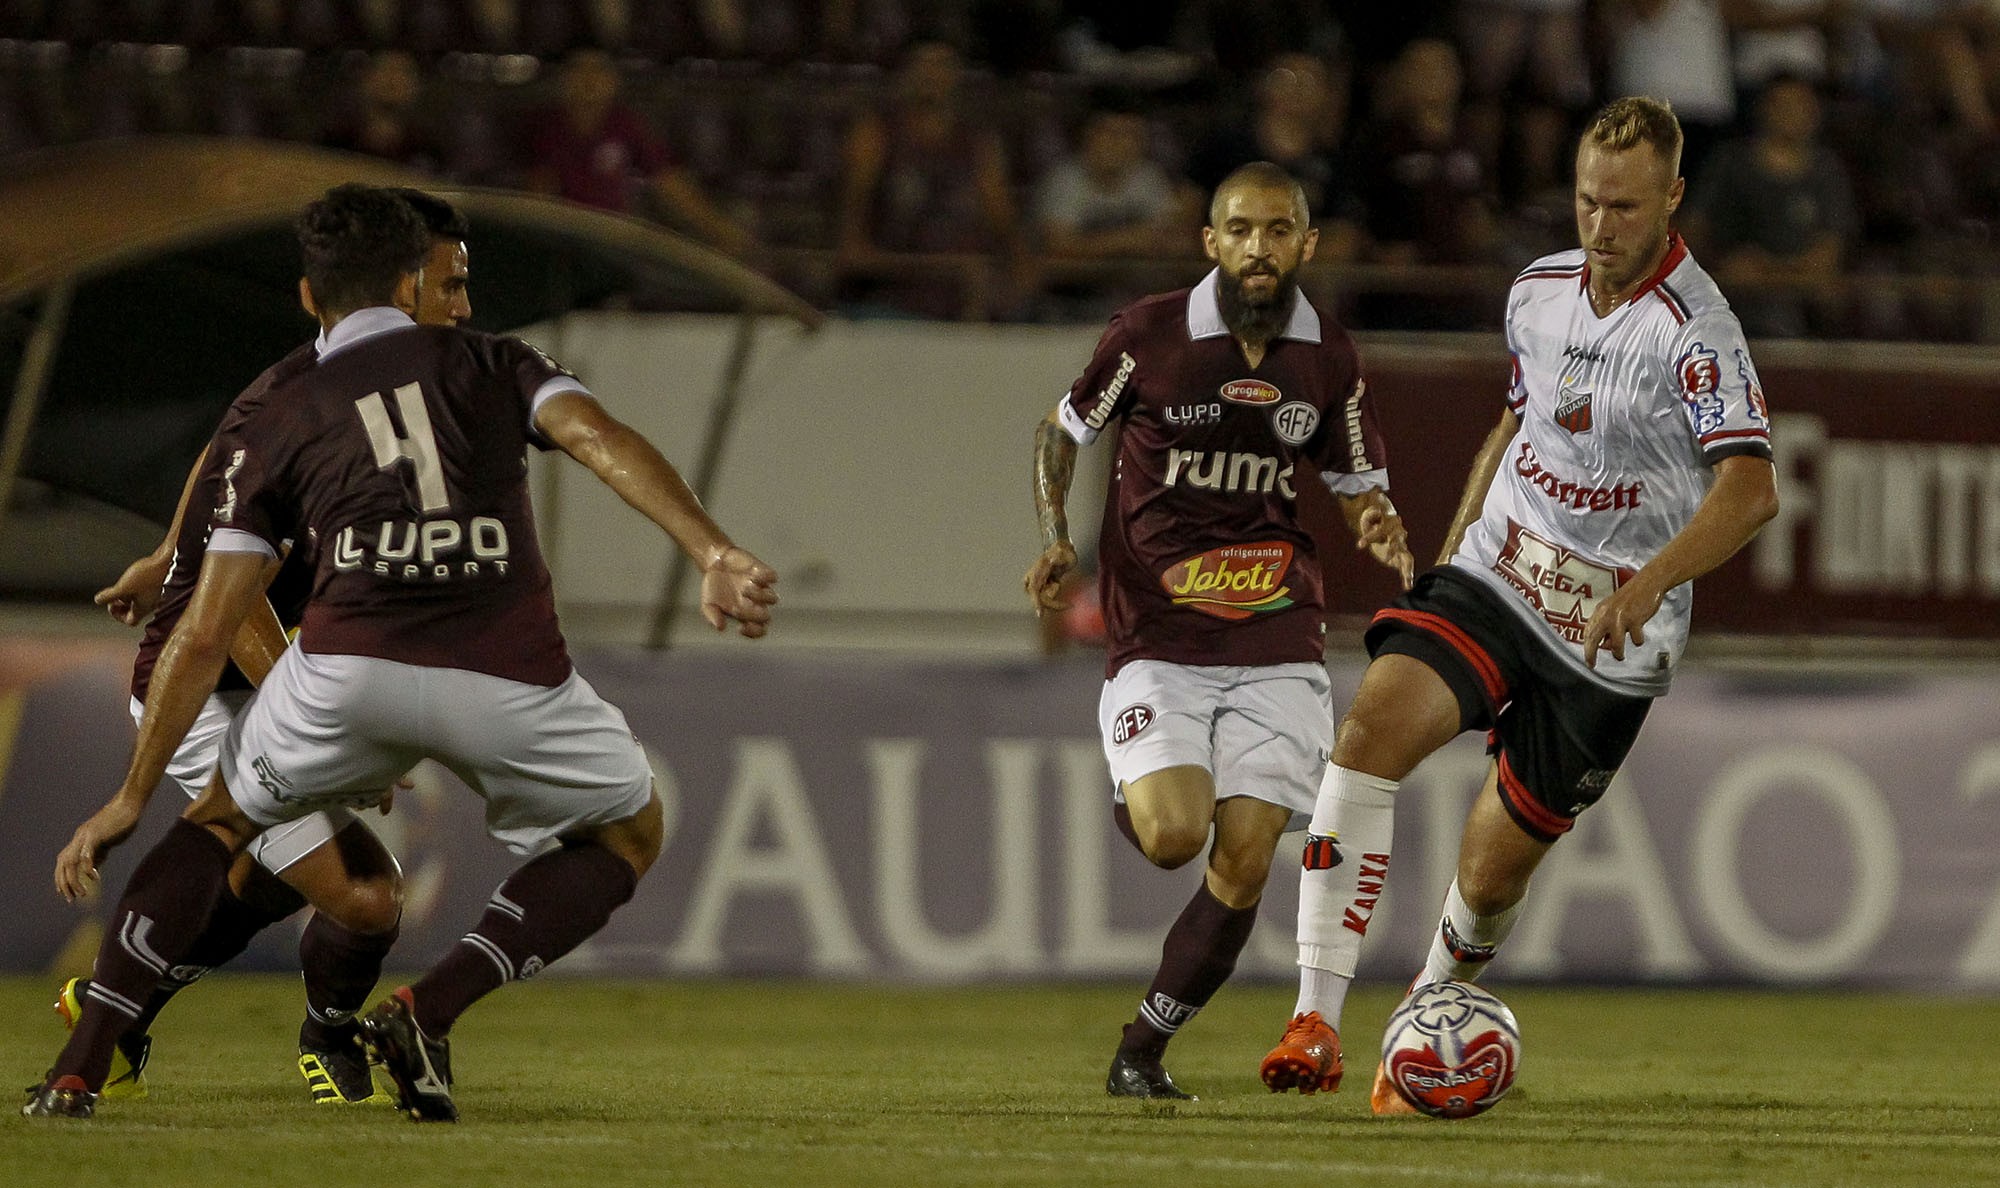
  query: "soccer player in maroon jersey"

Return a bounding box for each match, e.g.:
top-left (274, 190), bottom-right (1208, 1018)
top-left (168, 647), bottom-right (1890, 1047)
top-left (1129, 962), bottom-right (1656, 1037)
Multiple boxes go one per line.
top-left (60, 190), bottom-right (475, 1107)
top-left (24, 185), bottom-right (777, 1122)
top-left (1027, 162), bottom-right (1414, 1099)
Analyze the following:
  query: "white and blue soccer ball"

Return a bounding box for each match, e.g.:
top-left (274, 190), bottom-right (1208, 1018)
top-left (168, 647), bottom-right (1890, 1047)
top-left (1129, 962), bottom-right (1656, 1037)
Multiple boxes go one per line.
top-left (1379, 980), bottom-right (1521, 1119)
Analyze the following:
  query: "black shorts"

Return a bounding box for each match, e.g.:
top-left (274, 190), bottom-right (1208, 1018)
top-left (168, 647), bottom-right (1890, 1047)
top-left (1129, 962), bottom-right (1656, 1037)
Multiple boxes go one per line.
top-left (1364, 567), bottom-right (1653, 844)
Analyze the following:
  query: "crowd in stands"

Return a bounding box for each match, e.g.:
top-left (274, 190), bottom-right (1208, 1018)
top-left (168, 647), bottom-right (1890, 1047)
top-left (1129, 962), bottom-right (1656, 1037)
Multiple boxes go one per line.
top-left (5, 1), bottom-right (2000, 339)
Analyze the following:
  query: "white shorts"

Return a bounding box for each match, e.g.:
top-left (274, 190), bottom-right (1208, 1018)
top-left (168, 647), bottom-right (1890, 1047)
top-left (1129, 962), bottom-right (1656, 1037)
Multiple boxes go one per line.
top-left (130, 692), bottom-right (356, 875)
top-left (222, 650), bottom-right (654, 856)
top-left (1098, 660), bottom-right (1335, 822)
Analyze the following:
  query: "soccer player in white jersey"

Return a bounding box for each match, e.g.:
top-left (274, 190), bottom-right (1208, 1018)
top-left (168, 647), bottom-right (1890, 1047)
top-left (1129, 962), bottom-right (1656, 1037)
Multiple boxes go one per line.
top-left (1258, 97), bottom-right (1779, 1111)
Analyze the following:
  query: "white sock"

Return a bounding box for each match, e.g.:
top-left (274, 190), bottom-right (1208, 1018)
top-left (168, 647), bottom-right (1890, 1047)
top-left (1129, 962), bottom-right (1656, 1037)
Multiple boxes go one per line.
top-left (1421, 878), bottom-right (1522, 986)
top-left (1294, 765), bottom-right (1399, 1030)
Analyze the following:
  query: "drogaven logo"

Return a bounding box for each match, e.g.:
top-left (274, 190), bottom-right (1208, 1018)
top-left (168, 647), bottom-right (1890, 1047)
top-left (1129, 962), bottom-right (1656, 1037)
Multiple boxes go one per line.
top-left (1159, 541), bottom-right (1294, 620)
top-left (1220, 378), bottom-right (1282, 407)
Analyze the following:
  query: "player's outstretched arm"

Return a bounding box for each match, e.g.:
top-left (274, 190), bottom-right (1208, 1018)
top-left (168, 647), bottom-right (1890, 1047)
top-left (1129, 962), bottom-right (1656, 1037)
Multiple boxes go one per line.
top-left (56, 549), bottom-right (269, 901)
top-left (1337, 488), bottom-right (1415, 590)
top-left (1581, 454), bottom-right (1780, 668)
top-left (1435, 408), bottom-right (1521, 565)
top-left (93, 444), bottom-right (211, 625)
top-left (1025, 411), bottom-right (1079, 616)
top-left (533, 391), bottom-right (777, 637)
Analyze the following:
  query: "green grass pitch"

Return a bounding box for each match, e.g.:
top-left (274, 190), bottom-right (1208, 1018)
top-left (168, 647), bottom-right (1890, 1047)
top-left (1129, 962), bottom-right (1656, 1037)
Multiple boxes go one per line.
top-left (1, 975), bottom-right (1994, 1186)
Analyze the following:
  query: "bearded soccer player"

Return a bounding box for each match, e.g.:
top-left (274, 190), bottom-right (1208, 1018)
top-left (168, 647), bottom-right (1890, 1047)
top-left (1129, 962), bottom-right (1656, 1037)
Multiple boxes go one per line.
top-left (24, 184), bottom-right (778, 1122)
top-left (1258, 97), bottom-right (1779, 1110)
top-left (1027, 162), bottom-right (1414, 1100)
top-left (60, 189), bottom-right (475, 1107)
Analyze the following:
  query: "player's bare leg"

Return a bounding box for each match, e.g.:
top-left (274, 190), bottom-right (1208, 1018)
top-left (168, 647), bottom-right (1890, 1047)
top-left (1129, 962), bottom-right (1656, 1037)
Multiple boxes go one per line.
top-left (1267, 655), bottom-right (1460, 1096)
top-left (280, 822), bottom-right (403, 1105)
top-left (26, 776), bottom-right (262, 1118)
top-left (362, 790), bottom-right (665, 1122)
top-left (1110, 771), bottom-right (1288, 1099)
top-left (1370, 762), bottom-right (1554, 1115)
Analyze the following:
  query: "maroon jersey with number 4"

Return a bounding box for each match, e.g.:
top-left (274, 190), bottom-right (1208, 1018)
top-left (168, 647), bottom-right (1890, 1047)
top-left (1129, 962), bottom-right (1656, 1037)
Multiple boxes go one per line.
top-left (211, 316), bottom-right (576, 686)
top-left (1058, 271), bottom-right (1388, 676)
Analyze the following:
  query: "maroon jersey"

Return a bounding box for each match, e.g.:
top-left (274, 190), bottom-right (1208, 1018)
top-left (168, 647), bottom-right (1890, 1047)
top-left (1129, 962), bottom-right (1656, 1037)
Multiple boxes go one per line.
top-left (1058, 272), bottom-right (1388, 676)
top-left (210, 313), bottom-right (576, 687)
top-left (132, 343), bottom-right (319, 702)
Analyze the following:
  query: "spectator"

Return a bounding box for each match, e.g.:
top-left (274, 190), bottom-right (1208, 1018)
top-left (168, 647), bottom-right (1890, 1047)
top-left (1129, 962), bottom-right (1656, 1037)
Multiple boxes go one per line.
top-left (1186, 52), bottom-right (1365, 262)
top-left (1035, 108), bottom-right (1195, 258)
top-left (320, 50), bottom-right (448, 176)
top-left (1685, 74), bottom-right (1860, 335)
top-left (1605, 0), bottom-right (1737, 182)
top-left (837, 39), bottom-right (1018, 315)
top-left (1353, 38), bottom-right (1495, 266)
top-left (1453, 0), bottom-right (1591, 208)
top-left (524, 50), bottom-right (753, 254)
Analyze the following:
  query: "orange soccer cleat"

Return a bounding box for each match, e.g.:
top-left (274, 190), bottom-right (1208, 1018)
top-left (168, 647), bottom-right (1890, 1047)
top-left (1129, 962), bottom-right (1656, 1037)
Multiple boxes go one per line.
top-left (1370, 1060), bottom-right (1420, 1115)
top-left (1259, 1011), bottom-right (1344, 1095)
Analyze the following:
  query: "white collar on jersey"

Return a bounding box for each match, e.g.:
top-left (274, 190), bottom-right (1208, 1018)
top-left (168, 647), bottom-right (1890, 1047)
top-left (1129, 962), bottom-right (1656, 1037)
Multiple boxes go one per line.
top-left (1185, 267), bottom-right (1322, 344)
top-left (316, 306), bottom-right (419, 361)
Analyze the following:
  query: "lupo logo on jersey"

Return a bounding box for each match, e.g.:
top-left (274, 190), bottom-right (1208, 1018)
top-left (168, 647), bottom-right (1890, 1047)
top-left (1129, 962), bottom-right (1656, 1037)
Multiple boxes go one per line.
top-left (1159, 541), bottom-right (1294, 620)
top-left (1220, 379), bottom-right (1281, 406)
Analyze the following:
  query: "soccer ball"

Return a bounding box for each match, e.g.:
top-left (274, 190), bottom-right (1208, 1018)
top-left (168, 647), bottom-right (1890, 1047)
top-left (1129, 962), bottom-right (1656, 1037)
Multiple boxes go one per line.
top-left (1379, 980), bottom-right (1521, 1119)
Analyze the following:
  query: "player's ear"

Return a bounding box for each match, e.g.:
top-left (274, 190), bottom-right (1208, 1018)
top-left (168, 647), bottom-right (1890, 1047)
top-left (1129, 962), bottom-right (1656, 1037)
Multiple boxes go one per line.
top-left (392, 269), bottom-right (422, 317)
top-left (297, 277), bottom-right (319, 321)
top-left (1300, 225), bottom-right (1319, 266)
top-left (1665, 175), bottom-right (1685, 219)
top-left (1201, 225), bottom-right (1219, 262)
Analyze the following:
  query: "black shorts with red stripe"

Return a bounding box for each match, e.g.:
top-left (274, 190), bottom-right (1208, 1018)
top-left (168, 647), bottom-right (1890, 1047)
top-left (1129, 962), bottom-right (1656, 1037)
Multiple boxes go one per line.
top-left (1363, 566), bottom-right (1653, 844)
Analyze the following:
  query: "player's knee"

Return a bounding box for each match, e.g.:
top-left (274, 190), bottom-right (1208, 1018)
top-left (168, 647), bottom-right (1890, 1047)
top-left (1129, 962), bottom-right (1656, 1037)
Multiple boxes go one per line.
top-left (1205, 847), bottom-right (1273, 904)
top-left (339, 873), bottom-right (404, 936)
top-left (1456, 869), bottom-right (1525, 918)
top-left (1332, 711), bottom-right (1414, 778)
top-left (1138, 819), bottom-right (1208, 870)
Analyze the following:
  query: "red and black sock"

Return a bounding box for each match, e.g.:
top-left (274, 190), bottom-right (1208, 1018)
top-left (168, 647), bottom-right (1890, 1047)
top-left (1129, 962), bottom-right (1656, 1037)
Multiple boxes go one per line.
top-left (54, 820), bottom-right (231, 1089)
top-left (408, 841), bottom-right (637, 1037)
top-left (298, 912), bottom-right (399, 1051)
top-left (1118, 879), bottom-right (1259, 1058)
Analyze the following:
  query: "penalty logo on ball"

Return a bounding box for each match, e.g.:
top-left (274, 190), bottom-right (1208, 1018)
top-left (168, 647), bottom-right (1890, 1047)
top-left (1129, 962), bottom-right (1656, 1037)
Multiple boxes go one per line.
top-left (1380, 980), bottom-right (1520, 1119)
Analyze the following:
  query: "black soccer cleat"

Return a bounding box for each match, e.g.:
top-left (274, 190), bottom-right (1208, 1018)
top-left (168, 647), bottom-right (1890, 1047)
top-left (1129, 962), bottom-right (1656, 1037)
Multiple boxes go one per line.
top-left (299, 1023), bottom-right (393, 1106)
top-left (358, 988), bottom-right (457, 1122)
top-left (1106, 1049), bottom-right (1196, 1100)
top-left (21, 1075), bottom-right (97, 1119)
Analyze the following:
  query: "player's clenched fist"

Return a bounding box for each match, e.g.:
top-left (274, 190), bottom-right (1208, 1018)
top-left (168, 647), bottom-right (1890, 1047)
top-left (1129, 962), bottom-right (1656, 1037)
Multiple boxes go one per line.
top-left (1354, 505), bottom-right (1415, 591)
top-left (701, 545), bottom-right (779, 638)
top-left (1025, 540), bottom-right (1077, 616)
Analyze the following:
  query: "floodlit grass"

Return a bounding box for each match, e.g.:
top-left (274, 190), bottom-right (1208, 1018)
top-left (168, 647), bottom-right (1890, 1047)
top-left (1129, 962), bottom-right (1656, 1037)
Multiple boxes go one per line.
top-left (1, 975), bottom-right (1994, 1186)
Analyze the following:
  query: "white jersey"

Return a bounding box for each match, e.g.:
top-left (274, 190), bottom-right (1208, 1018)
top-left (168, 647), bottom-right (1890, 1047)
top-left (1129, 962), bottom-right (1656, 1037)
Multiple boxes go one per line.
top-left (1450, 237), bottom-right (1772, 697)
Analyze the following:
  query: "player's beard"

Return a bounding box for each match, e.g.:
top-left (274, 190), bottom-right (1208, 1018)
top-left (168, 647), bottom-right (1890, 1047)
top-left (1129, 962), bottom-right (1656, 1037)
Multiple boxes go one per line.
top-left (1217, 262), bottom-right (1300, 343)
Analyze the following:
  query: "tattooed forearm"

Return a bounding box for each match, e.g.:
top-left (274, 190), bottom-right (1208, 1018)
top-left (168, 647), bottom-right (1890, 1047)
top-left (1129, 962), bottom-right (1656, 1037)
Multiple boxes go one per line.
top-left (1033, 416), bottom-right (1077, 550)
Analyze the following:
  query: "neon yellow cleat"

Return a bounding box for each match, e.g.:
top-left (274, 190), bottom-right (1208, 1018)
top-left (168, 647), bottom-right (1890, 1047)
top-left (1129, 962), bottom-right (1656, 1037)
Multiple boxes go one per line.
top-left (53, 978), bottom-right (150, 1100)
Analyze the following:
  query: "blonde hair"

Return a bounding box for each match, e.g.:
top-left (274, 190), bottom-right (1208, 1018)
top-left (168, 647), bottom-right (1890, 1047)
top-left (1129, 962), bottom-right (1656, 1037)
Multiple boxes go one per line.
top-left (1582, 96), bottom-right (1683, 178)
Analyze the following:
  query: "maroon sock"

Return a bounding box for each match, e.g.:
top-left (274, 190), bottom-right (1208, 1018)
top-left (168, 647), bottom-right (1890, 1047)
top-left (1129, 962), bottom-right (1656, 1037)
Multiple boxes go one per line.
top-left (408, 841), bottom-right (637, 1036)
top-left (298, 912), bottom-right (399, 1050)
top-left (54, 820), bottom-right (231, 1089)
top-left (1118, 880), bottom-right (1259, 1058)
top-left (127, 880), bottom-right (298, 1037)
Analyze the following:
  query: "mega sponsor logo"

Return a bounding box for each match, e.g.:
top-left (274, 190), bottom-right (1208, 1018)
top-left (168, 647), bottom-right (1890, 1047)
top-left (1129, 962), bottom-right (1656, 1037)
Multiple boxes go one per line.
top-left (1514, 442), bottom-right (1641, 510)
top-left (1220, 378), bottom-right (1281, 406)
top-left (1159, 541), bottom-right (1295, 620)
top-left (1164, 448), bottom-right (1297, 498)
top-left (1272, 401), bottom-right (1319, 445)
top-left (1494, 520), bottom-right (1634, 644)
top-left (1083, 352), bottom-right (1138, 430)
top-left (333, 516), bottom-right (513, 582)
top-left (1111, 703), bottom-right (1155, 745)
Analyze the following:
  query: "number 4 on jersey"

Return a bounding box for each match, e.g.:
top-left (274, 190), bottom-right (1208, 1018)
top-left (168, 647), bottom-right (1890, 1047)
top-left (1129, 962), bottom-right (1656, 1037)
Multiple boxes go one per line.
top-left (356, 382), bottom-right (450, 513)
